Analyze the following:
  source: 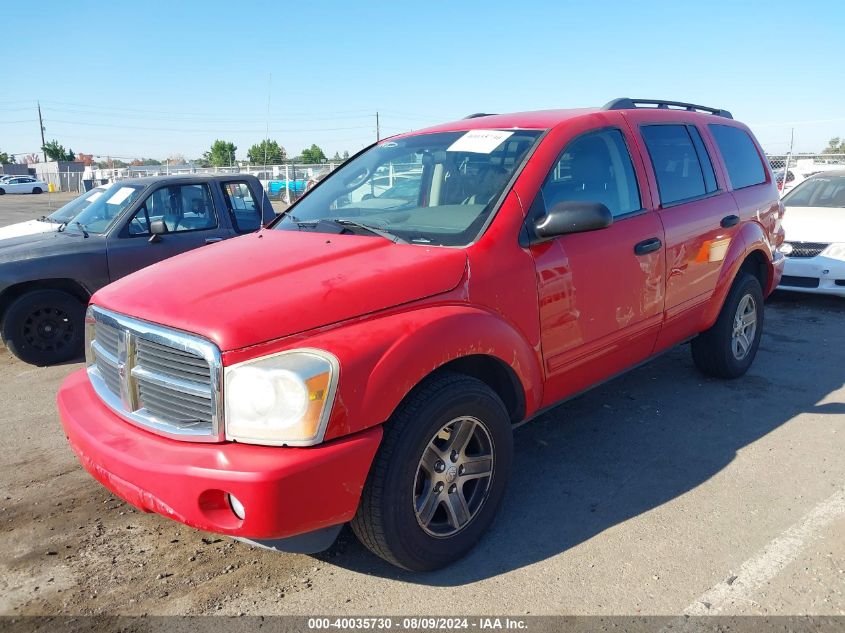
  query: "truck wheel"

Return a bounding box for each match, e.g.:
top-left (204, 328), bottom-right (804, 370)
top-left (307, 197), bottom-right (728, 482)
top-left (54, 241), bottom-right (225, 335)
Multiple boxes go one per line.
top-left (691, 272), bottom-right (764, 379)
top-left (351, 371), bottom-right (513, 571)
top-left (32, 187), bottom-right (43, 194)
top-left (2, 290), bottom-right (85, 366)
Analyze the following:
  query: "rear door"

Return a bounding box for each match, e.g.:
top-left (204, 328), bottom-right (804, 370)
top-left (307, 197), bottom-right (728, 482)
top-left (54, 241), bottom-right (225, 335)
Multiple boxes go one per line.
top-left (528, 118), bottom-right (666, 405)
top-left (625, 113), bottom-right (741, 349)
top-left (106, 181), bottom-right (230, 281)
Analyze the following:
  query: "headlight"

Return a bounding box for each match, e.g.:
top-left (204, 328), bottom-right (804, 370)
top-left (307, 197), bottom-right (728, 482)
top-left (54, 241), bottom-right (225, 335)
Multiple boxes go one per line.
top-left (822, 243), bottom-right (845, 261)
top-left (224, 349), bottom-right (338, 446)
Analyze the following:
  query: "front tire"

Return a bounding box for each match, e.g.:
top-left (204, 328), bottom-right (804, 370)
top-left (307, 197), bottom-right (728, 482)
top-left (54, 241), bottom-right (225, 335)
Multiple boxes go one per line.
top-left (32, 187), bottom-right (43, 194)
top-left (351, 372), bottom-right (513, 571)
top-left (2, 290), bottom-right (85, 365)
top-left (691, 272), bottom-right (764, 379)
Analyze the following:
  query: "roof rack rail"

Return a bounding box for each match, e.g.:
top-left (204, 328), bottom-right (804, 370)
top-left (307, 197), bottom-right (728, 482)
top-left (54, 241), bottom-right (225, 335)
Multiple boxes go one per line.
top-left (464, 112), bottom-right (496, 119)
top-left (603, 98), bottom-right (733, 119)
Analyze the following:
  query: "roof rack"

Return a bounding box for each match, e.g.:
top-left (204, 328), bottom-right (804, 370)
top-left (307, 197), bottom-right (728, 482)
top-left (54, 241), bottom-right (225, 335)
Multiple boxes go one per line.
top-left (603, 98), bottom-right (733, 119)
top-left (464, 112), bottom-right (497, 119)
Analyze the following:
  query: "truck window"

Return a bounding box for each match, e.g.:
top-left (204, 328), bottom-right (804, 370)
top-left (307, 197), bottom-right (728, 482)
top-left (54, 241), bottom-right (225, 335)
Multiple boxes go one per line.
top-left (221, 181), bottom-right (262, 233)
top-left (538, 128), bottom-right (641, 218)
top-left (641, 125), bottom-right (709, 205)
top-left (127, 184), bottom-right (217, 236)
top-left (708, 124), bottom-right (767, 190)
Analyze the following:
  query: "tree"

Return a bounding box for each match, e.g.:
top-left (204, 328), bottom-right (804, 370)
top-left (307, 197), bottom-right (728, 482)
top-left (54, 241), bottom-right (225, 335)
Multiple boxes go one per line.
top-left (41, 139), bottom-right (75, 161)
top-left (0, 150), bottom-right (13, 164)
top-left (22, 153), bottom-right (39, 164)
top-left (822, 137), bottom-right (845, 154)
top-left (247, 139), bottom-right (286, 165)
top-left (300, 144), bottom-right (327, 164)
top-left (203, 140), bottom-right (237, 167)
top-left (166, 153), bottom-right (186, 165)
top-left (342, 150), bottom-right (349, 160)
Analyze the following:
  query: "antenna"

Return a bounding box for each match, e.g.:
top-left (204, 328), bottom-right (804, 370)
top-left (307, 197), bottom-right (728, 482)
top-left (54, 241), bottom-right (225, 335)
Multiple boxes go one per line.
top-left (260, 72), bottom-right (272, 227)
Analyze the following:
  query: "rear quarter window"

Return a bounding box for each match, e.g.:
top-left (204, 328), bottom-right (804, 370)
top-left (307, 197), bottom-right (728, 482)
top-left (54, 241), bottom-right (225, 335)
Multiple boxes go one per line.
top-left (708, 125), bottom-right (767, 190)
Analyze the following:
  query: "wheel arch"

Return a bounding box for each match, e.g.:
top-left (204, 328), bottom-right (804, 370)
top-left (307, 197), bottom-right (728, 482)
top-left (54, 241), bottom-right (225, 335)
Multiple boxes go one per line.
top-left (0, 278), bottom-right (90, 326)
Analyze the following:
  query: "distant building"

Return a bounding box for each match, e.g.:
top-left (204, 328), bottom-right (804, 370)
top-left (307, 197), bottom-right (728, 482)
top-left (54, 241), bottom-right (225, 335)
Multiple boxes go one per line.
top-left (29, 161), bottom-right (85, 192)
top-left (74, 153), bottom-right (94, 166)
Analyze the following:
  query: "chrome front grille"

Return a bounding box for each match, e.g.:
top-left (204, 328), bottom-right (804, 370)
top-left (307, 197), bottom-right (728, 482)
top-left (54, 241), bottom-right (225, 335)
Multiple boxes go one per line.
top-left (86, 306), bottom-right (223, 442)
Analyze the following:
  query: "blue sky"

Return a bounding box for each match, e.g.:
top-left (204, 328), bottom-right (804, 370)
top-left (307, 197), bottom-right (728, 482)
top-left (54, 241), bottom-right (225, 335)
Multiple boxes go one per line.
top-left (2, 0), bottom-right (843, 161)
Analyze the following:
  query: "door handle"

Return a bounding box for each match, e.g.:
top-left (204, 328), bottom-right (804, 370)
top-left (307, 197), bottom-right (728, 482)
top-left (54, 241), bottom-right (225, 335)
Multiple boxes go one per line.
top-left (205, 237), bottom-right (223, 244)
top-left (634, 237), bottom-right (662, 255)
top-left (720, 214), bottom-right (740, 228)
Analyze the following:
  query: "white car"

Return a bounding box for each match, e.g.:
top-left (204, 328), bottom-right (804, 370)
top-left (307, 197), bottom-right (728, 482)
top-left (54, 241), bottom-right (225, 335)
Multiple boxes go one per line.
top-left (0, 186), bottom-right (108, 241)
top-left (775, 162), bottom-right (844, 197)
top-left (778, 170), bottom-right (845, 297)
top-left (0, 175), bottom-right (49, 195)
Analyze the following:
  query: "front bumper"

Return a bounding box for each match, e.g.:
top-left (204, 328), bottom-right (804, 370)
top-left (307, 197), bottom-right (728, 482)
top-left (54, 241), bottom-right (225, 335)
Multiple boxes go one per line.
top-left (57, 369), bottom-right (382, 541)
top-left (779, 255), bottom-right (845, 297)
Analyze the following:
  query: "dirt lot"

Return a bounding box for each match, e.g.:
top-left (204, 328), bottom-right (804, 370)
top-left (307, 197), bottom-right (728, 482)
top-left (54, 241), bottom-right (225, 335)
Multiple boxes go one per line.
top-left (0, 192), bottom-right (842, 617)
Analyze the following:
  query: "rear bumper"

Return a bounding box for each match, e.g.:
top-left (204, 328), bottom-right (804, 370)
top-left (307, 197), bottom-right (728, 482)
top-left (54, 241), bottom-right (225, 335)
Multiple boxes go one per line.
top-left (57, 369), bottom-right (382, 540)
top-left (778, 255), bottom-right (845, 297)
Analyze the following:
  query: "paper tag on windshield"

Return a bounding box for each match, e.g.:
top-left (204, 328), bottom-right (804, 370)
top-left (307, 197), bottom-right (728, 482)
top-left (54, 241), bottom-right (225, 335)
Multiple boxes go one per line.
top-left (106, 187), bottom-right (135, 205)
top-left (86, 191), bottom-right (103, 202)
top-left (447, 130), bottom-right (513, 154)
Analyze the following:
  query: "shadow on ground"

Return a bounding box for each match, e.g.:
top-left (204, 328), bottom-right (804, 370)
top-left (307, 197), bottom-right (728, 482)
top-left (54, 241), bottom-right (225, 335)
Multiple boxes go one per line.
top-left (315, 292), bottom-right (845, 585)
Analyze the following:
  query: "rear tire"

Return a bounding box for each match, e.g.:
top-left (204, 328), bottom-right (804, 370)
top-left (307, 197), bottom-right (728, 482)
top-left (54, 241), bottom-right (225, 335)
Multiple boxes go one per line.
top-left (691, 272), bottom-right (764, 379)
top-left (351, 371), bottom-right (513, 571)
top-left (32, 187), bottom-right (43, 194)
top-left (0, 188), bottom-right (5, 195)
top-left (2, 290), bottom-right (85, 365)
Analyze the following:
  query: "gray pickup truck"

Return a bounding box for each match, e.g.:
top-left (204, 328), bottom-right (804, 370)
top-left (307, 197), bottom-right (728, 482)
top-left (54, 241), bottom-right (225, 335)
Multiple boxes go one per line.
top-left (0, 174), bottom-right (275, 365)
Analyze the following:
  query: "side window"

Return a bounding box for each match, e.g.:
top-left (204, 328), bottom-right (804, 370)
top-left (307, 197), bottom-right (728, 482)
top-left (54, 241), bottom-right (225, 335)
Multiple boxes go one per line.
top-left (126, 184), bottom-right (217, 236)
top-left (708, 124), bottom-right (767, 190)
top-left (687, 126), bottom-right (718, 193)
top-left (221, 181), bottom-right (262, 233)
top-left (641, 125), bottom-right (711, 205)
top-left (538, 128), bottom-right (641, 218)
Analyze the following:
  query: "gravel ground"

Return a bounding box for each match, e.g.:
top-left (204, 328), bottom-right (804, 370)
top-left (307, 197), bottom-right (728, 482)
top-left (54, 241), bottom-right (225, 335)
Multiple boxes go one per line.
top-left (0, 192), bottom-right (842, 618)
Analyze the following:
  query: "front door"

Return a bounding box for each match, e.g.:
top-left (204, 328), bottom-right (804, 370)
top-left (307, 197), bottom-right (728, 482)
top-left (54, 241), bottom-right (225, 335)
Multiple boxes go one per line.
top-left (106, 182), bottom-right (229, 281)
top-left (529, 126), bottom-right (666, 406)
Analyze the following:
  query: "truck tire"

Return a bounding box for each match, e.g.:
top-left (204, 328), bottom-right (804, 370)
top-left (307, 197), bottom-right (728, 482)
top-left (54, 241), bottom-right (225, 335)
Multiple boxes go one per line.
top-left (691, 272), bottom-right (764, 379)
top-left (2, 290), bottom-right (86, 366)
top-left (351, 371), bottom-right (513, 571)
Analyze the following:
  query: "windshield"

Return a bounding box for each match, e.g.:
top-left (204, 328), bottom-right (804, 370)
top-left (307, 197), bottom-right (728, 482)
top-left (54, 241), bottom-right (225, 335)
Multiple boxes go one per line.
top-left (783, 174), bottom-right (845, 208)
top-left (274, 129), bottom-right (544, 246)
top-left (46, 187), bottom-right (107, 223)
top-left (65, 182), bottom-right (146, 234)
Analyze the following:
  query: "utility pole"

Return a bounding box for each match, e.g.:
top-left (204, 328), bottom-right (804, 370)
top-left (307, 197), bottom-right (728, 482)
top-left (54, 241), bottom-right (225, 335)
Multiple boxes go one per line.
top-left (37, 101), bottom-right (46, 162)
top-left (375, 112), bottom-right (380, 142)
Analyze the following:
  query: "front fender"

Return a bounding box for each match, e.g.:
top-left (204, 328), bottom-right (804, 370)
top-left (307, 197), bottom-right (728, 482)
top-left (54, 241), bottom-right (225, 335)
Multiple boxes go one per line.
top-left (222, 305), bottom-right (544, 441)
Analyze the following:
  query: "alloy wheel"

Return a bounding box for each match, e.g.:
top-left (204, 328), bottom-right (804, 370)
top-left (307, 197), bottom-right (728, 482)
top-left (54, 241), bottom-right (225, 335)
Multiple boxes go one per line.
top-left (731, 293), bottom-right (757, 361)
top-left (413, 415), bottom-right (495, 537)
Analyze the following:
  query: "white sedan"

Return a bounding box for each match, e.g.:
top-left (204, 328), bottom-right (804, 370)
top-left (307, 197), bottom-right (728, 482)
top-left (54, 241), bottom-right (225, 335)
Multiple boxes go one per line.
top-left (0, 176), bottom-right (49, 195)
top-left (0, 185), bottom-right (109, 241)
top-left (778, 170), bottom-right (845, 297)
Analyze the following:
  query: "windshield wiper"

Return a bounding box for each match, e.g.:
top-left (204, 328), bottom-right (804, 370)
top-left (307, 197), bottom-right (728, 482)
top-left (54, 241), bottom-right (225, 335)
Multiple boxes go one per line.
top-left (329, 219), bottom-right (407, 244)
top-left (75, 222), bottom-right (89, 238)
top-left (37, 215), bottom-right (60, 223)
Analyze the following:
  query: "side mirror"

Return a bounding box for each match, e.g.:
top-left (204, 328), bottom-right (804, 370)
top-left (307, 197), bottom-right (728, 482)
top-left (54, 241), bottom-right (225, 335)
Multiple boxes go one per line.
top-left (533, 201), bottom-right (613, 241)
top-left (149, 219), bottom-right (168, 243)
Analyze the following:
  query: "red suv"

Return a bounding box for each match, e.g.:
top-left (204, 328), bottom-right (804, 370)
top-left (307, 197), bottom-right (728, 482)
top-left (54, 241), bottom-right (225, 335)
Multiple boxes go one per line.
top-left (57, 99), bottom-right (785, 571)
